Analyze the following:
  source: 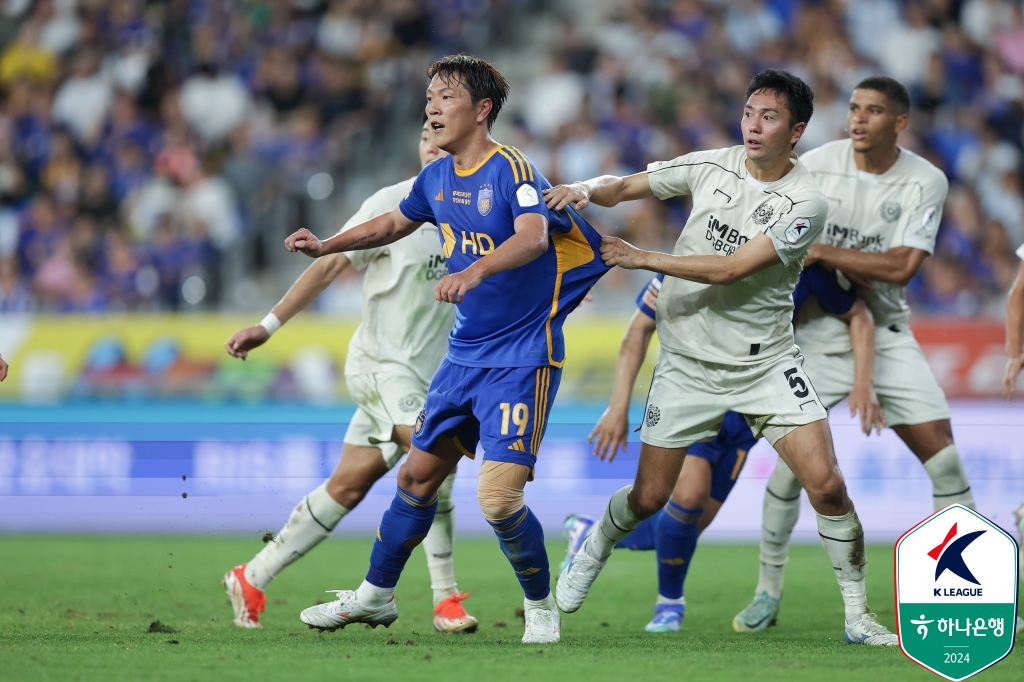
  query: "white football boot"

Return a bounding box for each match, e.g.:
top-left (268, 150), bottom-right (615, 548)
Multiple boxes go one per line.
top-left (844, 613), bottom-right (898, 645)
top-left (555, 533), bottom-right (608, 613)
top-left (299, 590), bottom-right (398, 631)
top-left (732, 592), bottom-right (780, 632)
top-left (521, 595), bottom-right (560, 644)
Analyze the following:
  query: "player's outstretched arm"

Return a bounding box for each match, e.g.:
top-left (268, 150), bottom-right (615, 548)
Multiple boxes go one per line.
top-left (543, 172), bottom-right (654, 211)
top-left (0, 353), bottom-right (7, 382)
top-left (600, 232), bottom-right (780, 285)
top-left (808, 244), bottom-right (928, 287)
top-left (284, 206), bottom-right (421, 258)
top-left (1004, 259), bottom-right (1024, 400)
top-left (837, 300), bottom-right (885, 435)
top-left (434, 213), bottom-right (549, 304)
top-left (225, 254), bottom-right (351, 360)
top-left (589, 310), bottom-right (656, 462)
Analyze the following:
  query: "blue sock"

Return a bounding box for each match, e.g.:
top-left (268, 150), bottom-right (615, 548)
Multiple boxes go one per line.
top-left (489, 506), bottom-right (551, 601)
top-left (615, 510), bottom-right (662, 550)
top-left (365, 487), bottom-right (438, 588)
top-left (655, 501), bottom-right (702, 600)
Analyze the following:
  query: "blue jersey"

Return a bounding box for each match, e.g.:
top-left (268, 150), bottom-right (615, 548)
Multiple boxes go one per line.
top-left (399, 146), bottom-right (610, 369)
top-left (636, 264), bottom-right (856, 325)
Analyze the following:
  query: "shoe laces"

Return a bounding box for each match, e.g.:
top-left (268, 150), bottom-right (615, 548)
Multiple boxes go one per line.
top-left (525, 604), bottom-right (556, 631)
top-left (435, 592), bottom-right (471, 618)
top-left (855, 613), bottom-right (892, 637)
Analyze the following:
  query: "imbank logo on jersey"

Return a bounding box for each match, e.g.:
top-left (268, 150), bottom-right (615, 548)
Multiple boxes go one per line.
top-left (895, 505), bottom-right (1018, 681)
top-left (705, 215), bottom-right (748, 255)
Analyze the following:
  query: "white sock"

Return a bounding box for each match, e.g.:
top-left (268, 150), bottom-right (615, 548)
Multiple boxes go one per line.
top-left (656, 594), bottom-right (685, 606)
top-left (756, 460), bottom-right (802, 600)
top-left (816, 507), bottom-right (869, 624)
top-left (244, 482), bottom-right (348, 590)
top-left (356, 579), bottom-right (394, 608)
top-left (585, 486), bottom-right (641, 561)
top-left (525, 594), bottom-right (555, 610)
top-left (424, 472), bottom-right (458, 605)
top-left (923, 444), bottom-right (975, 511)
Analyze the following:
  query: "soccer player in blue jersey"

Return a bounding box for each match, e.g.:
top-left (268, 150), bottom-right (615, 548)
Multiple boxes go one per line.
top-left (282, 54), bottom-right (610, 644)
top-left (562, 264), bottom-right (884, 633)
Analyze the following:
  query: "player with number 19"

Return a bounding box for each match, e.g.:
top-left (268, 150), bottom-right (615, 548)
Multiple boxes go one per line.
top-left (283, 54), bottom-right (609, 645)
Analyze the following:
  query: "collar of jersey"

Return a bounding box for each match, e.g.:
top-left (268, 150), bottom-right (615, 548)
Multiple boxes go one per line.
top-left (453, 145), bottom-right (503, 177)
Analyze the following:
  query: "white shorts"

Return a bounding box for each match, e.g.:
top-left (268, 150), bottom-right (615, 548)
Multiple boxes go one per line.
top-left (640, 346), bottom-right (827, 448)
top-left (344, 371), bottom-right (427, 468)
top-left (801, 337), bottom-right (950, 427)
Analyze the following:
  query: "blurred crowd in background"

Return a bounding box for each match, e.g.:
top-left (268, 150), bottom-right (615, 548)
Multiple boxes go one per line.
top-left (0, 0), bottom-right (1021, 317)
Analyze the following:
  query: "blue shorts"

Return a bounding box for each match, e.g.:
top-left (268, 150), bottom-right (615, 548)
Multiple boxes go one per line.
top-left (688, 411), bottom-right (757, 503)
top-left (412, 359), bottom-right (561, 469)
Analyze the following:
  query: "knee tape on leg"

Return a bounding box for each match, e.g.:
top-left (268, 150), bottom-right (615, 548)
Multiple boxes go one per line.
top-left (477, 461), bottom-right (530, 523)
top-left (924, 444), bottom-right (972, 498)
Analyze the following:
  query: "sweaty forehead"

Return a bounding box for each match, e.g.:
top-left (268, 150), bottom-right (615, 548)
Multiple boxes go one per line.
top-left (427, 73), bottom-right (468, 94)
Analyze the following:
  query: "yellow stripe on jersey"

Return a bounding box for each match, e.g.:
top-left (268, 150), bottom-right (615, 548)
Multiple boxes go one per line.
top-left (440, 222), bottom-right (457, 258)
top-left (495, 148), bottom-right (520, 184)
top-left (454, 146), bottom-right (502, 177)
top-left (507, 147), bottom-right (534, 182)
top-left (500, 146), bottom-right (527, 182)
top-left (545, 218), bottom-right (598, 367)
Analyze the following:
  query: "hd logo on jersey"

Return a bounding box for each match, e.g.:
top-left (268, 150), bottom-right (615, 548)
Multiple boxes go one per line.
top-left (895, 504), bottom-right (1018, 680)
top-left (477, 184), bottom-right (493, 216)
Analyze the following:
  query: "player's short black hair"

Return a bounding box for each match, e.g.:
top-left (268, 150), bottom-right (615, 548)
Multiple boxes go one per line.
top-left (853, 76), bottom-right (911, 115)
top-left (745, 69), bottom-right (814, 127)
top-left (427, 54), bottom-right (510, 130)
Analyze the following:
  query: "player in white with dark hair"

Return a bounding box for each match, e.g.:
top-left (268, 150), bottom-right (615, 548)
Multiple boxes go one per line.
top-left (547, 69), bottom-right (896, 645)
top-left (220, 120), bottom-right (478, 634)
top-left (733, 77), bottom-right (978, 632)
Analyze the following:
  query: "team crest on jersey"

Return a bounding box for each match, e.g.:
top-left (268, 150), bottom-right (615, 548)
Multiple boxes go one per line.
top-left (880, 201), bottom-right (902, 223)
top-left (414, 407), bottom-right (426, 435)
top-left (477, 184), bottom-right (493, 216)
top-left (645, 405), bottom-right (661, 427)
top-left (751, 202), bottom-right (774, 225)
top-left (398, 393), bottom-right (422, 413)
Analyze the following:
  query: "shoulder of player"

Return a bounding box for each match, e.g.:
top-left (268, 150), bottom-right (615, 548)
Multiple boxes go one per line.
top-left (647, 145), bottom-right (744, 178)
top-left (898, 147), bottom-right (949, 193)
top-left (490, 145), bottom-right (536, 185)
top-left (799, 139), bottom-right (850, 171)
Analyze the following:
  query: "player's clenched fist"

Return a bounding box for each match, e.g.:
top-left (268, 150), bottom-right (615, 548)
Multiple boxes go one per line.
top-left (543, 183), bottom-right (590, 212)
top-left (224, 325), bottom-right (270, 360)
top-left (435, 271), bottom-right (481, 304)
top-left (600, 235), bottom-right (646, 269)
top-left (284, 228), bottom-right (324, 257)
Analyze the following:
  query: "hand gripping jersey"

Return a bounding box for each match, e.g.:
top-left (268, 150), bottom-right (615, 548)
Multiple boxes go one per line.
top-left (796, 139), bottom-right (949, 354)
top-left (399, 145), bottom-right (610, 368)
top-left (645, 146), bottom-right (829, 366)
top-left (339, 177), bottom-right (454, 386)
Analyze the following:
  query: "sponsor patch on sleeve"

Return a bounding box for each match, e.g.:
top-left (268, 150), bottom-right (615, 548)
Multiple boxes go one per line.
top-left (516, 184), bottom-right (539, 207)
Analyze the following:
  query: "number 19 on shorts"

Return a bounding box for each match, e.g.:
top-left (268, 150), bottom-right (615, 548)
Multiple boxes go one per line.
top-left (500, 403), bottom-right (529, 436)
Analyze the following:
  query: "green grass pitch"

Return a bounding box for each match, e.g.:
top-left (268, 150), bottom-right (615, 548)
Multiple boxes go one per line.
top-left (0, 536), bottom-right (1019, 681)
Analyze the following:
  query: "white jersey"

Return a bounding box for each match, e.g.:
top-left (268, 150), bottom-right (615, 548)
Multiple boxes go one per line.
top-left (340, 177), bottom-right (453, 384)
top-left (796, 140), bottom-right (949, 354)
top-left (647, 145), bottom-right (828, 366)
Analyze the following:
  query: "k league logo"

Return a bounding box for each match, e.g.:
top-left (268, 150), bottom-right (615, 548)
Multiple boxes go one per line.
top-left (895, 504), bottom-right (1018, 681)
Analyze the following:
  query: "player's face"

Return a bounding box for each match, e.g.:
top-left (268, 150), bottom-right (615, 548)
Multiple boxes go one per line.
top-left (419, 122), bottom-right (447, 167)
top-left (424, 74), bottom-right (489, 151)
top-left (741, 90), bottom-right (805, 162)
top-left (846, 88), bottom-right (908, 153)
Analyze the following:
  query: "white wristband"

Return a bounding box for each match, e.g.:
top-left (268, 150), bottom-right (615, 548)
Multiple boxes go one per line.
top-left (258, 312), bottom-right (282, 336)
